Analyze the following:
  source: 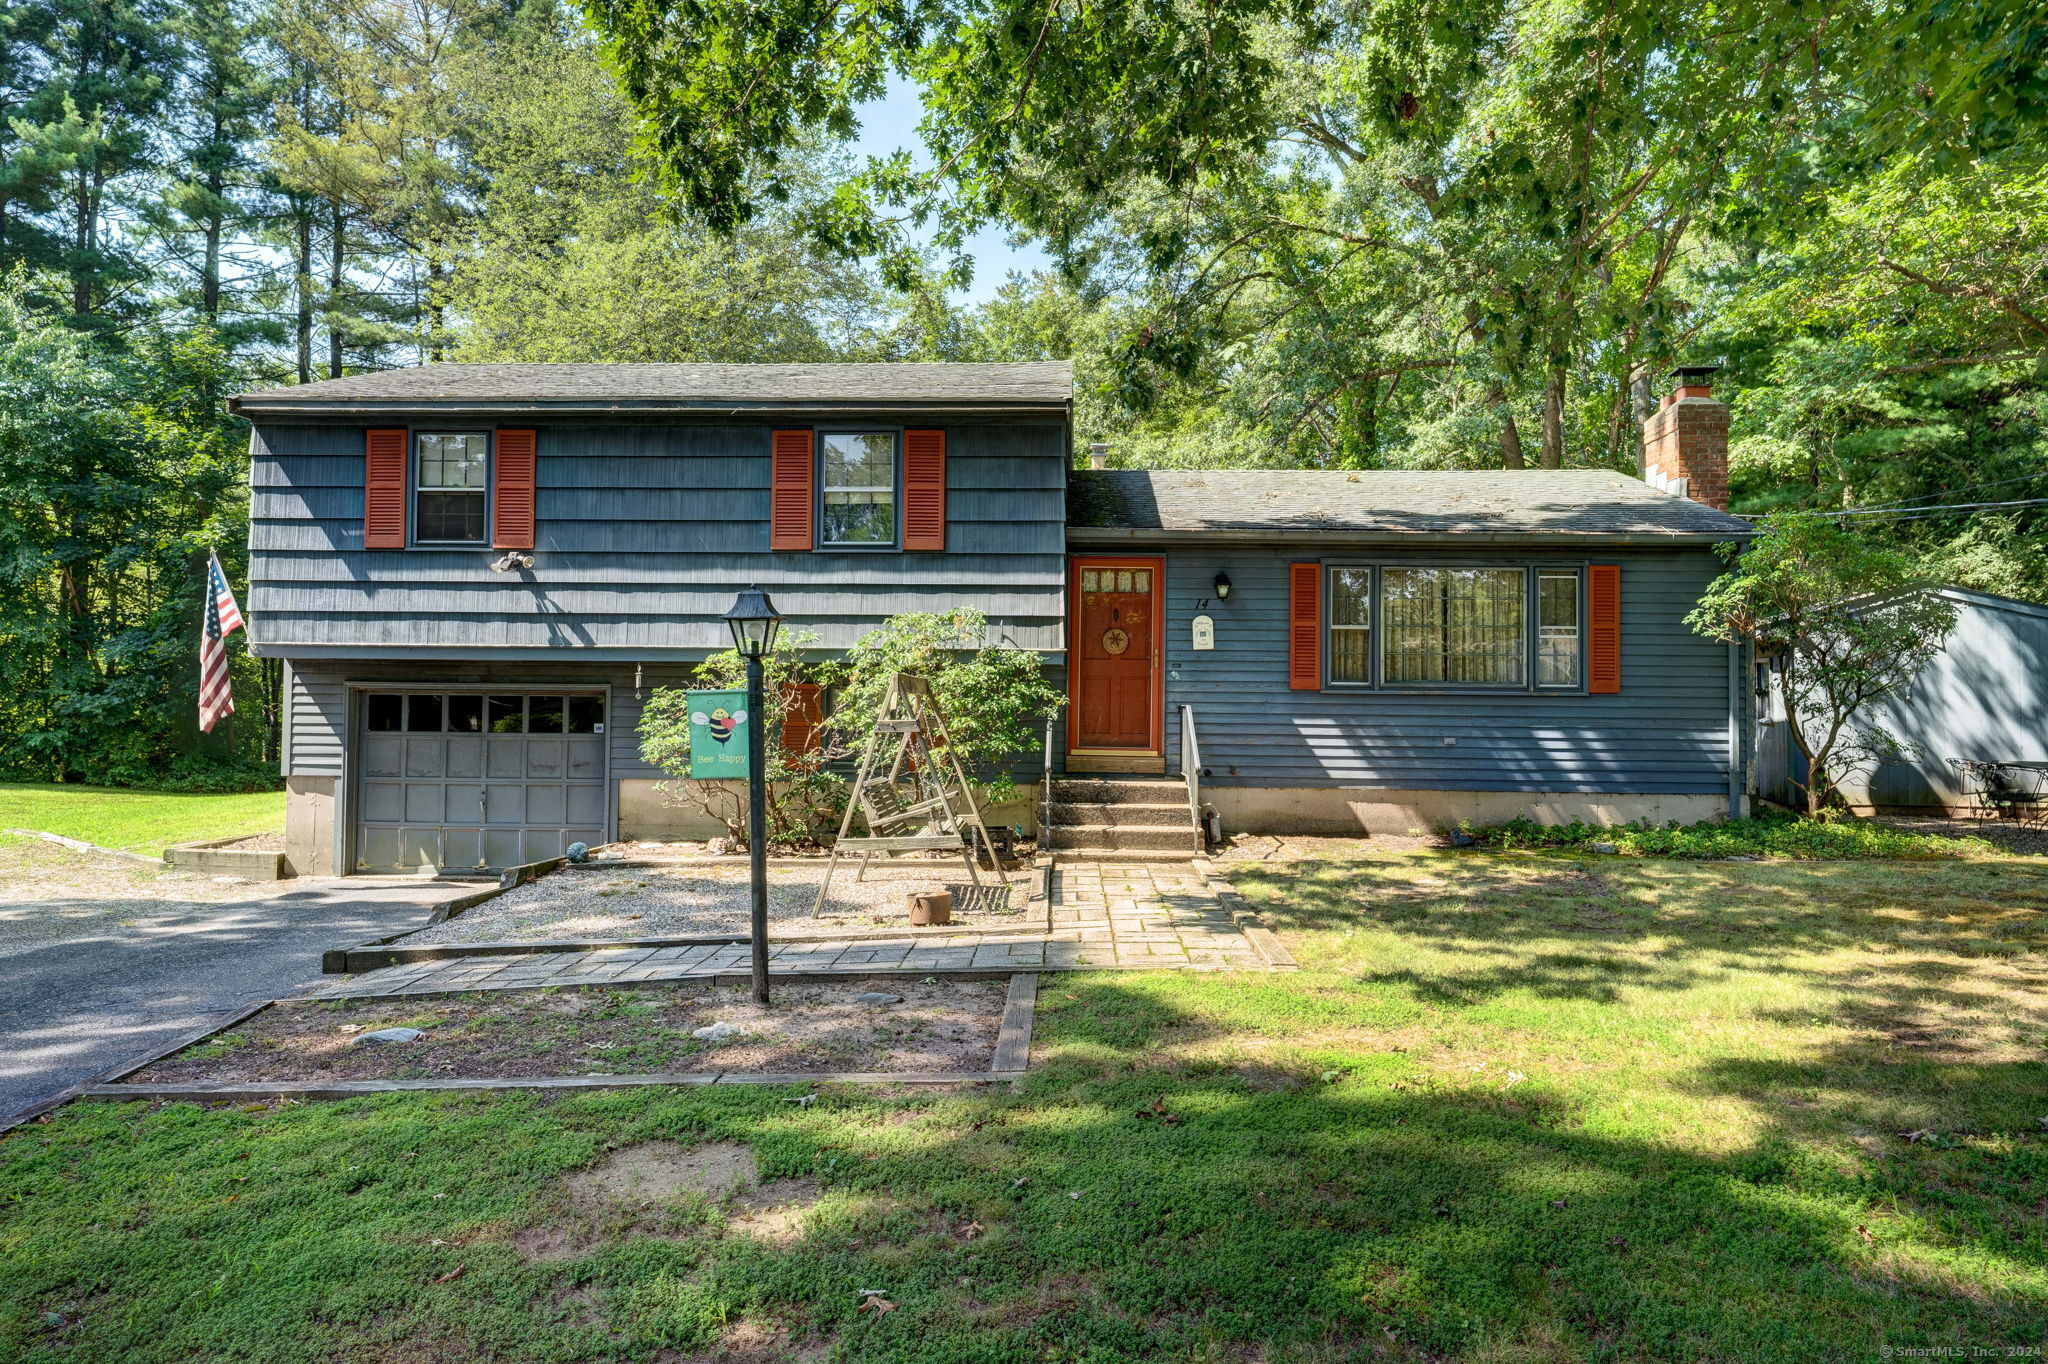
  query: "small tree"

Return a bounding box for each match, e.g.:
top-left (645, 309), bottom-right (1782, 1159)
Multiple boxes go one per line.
top-left (634, 609), bottom-right (1064, 848)
top-left (1688, 513), bottom-right (1957, 816)
top-left (636, 630), bottom-right (848, 848)
top-left (823, 609), bottom-right (1065, 803)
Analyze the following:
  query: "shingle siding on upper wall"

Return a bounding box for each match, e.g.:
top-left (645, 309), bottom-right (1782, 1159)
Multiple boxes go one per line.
top-left (1155, 545), bottom-right (1740, 794)
top-left (283, 659), bottom-right (1064, 786)
top-left (248, 421), bottom-right (1067, 657)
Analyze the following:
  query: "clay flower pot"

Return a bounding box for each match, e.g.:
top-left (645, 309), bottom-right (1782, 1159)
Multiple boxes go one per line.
top-left (907, 889), bottom-right (953, 926)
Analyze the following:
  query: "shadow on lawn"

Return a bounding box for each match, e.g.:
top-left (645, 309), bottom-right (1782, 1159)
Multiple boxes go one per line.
top-left (1007, 981), bottom-right (2048, 1358)
top-left (1227, 852), bottom-right (2048, 1007)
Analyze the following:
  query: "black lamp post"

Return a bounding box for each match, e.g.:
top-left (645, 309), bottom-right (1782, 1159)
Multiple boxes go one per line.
top-left (724, 587), bottom-right (782, 1005)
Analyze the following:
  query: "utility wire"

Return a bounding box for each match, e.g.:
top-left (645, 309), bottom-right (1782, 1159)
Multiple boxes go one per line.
top-left (1748, 495), bottom-right (2048, 522)
top-left (1838, 468), bottom-right (2048, 513)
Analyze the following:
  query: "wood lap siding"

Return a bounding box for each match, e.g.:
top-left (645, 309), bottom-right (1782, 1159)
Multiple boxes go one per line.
top-left (246, 422), bottom-right (1066, 655)
top-left (1160, 548), bottom-right (1733, 794)
top-left (770, 429), bottom-right (814, 550)
top-left (903, 429), bottom-right (946, 550)
top-left (363, 429), bottom-right (407, 548)
top-left (492, 428), bottom-right (537, 549)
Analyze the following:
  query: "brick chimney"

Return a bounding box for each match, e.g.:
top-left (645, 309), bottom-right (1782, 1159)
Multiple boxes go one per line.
top-left (1640, 363), bottom-right (1729, 511)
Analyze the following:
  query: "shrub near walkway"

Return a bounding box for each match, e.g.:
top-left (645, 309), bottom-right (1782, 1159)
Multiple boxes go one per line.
top-left (3, 852), bottom-right (2046, 1361)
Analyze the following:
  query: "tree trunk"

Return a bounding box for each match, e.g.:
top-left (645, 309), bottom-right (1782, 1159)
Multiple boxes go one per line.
top-left (1490, 384), bottom-right (1526, 469)
top-left (295, 206), bottom-right (313, 383)
top-left (1629, 364), bottom-right (1656, 474)
top-left (327, 200), bottom-right (344, 378)
top-left (1539, 364), bottom-right (1566, 469)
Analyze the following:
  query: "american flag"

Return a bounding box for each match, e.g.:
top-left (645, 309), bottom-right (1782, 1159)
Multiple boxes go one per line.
top-left (200, 550), bottom-right (245, 734)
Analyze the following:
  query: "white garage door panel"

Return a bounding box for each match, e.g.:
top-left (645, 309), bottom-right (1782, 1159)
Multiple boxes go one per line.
top-left (355, 691), bottom-right (608, 873)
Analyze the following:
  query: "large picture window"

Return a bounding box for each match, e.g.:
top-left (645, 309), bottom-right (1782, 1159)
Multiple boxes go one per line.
top-left (820, 431), bottom-right (897, 545)
top-left (1380, 567), bottom-right (1527, 685)
top-left (416, 432), bottom-right (488, 543)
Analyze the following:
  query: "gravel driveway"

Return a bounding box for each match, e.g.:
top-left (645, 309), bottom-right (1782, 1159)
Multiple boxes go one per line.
top-left (400, 861), bottom-right (1034, 946)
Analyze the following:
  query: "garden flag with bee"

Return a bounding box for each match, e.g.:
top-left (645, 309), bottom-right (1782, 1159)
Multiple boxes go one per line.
top-left (687, 691), bottom-right (750, 779)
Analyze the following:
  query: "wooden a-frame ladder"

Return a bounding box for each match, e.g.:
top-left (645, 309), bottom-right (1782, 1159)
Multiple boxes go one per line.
top-left (810, 672), bottom-right (998, 916)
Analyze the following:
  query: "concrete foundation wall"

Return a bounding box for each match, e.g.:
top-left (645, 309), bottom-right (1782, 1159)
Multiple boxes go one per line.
top-left (1206, 786), bottom-right (1737, 836)
top-left (285, 775), bottom-right (336, 876)
top-left (618, 779), bottom-right (1038, 842)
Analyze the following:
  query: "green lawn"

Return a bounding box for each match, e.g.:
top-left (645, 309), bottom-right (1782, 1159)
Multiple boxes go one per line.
top-left (4, 851), bottom-right (2046, 1361)
top-left (0, 782), bottom-right (284, 855)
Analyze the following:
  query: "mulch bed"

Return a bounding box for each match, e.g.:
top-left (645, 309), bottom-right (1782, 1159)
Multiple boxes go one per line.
top-left (1874, 815), bottom-right (2048, 856)
top-left (118, 978), bottom-right (1009, 1084)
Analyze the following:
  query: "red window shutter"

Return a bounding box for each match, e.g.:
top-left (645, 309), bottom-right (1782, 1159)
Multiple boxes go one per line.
top-left (492, 428), bottom-right (537, 549)
top-left (780, 682), bottom-right (824, 765)
top-left (903, 428), bottom-right (946, 550)
top-left (770, 429), bottom-right (814, 550)
top-left (364, 428), bottom-right (408, 548)
top-left (1288, 562), bottom-right (1322, 691)
top-left (1588, 564), bottom-right (1621, 693)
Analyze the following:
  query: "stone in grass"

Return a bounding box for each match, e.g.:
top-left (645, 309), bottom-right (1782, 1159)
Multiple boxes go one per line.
top-left (693, 1022), bottom-right (744, 1042)
top-left (352, 1027), bottom-right (425, 1046)
top-left (856, 992), bottom-right (905, 1005)
top-left (1591, 842), bottom-right (1619, 854)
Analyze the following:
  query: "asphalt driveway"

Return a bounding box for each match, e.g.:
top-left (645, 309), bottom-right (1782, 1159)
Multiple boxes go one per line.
top-left (0, 846), bottom-right (483, 1126)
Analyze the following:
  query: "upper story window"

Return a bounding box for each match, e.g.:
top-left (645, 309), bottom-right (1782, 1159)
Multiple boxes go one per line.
top-left (820, 431), bottom-right (897, 546)
top-left (416, 432), bottom-right (488, 543)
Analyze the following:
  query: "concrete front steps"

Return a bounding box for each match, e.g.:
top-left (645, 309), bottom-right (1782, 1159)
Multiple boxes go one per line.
top-left (1045, 778), bottom-right (1202, 860)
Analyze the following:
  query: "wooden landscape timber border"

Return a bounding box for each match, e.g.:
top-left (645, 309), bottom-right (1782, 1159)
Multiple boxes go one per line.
top-left (0, 998), bottom-right (278, 1137)
top-left (324, 852), bottom-right (1056, 974)
top-left (57, 974), bottom-right (1040, 1108)
top-left (317, 858), bottom-right (565, 973)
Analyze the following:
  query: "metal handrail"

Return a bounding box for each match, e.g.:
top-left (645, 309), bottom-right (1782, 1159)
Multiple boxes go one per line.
top-left (1041, 713), bottom-right (1056, 851)
top-left (1180, 704), bottom-right (1201, 839)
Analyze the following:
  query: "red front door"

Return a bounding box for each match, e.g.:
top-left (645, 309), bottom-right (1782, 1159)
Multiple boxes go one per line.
top-left (1070, 558), bottom-right (1162, 755)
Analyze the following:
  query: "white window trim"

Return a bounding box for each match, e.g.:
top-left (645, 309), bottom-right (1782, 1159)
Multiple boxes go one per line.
top-left (1318, 562), bottom-right (1591, 694)
top-left (817, 429), bottom-right (900, 548)
top-left (1535, 569), bottom-right (1585, 689)
top-left (414, 431), bottom-right (490, 545)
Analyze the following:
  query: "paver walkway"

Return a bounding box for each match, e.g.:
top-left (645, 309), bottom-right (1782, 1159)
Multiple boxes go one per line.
top-left (311, 861), bottom-right (1286, 999)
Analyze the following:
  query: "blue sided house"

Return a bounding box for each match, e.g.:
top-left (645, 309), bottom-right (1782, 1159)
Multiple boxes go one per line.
top-left (229, 361), bottom-right (1753, 875)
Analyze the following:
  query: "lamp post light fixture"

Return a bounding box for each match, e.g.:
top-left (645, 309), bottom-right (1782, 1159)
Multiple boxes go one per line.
top-left (724, 587), bottom-right (783, 1004)
top-left (1212, 571), bottom-right (1232, 602)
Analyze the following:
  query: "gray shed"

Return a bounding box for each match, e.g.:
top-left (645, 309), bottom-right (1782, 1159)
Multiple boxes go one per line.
top-left (1757, 586), bottom-right (2048, 812)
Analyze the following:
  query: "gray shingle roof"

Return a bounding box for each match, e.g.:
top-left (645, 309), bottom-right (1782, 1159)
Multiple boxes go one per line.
top-left (1068, 469), bottom-right (1752, 541)
top-left (230, 361), bottom-right (1074, 413)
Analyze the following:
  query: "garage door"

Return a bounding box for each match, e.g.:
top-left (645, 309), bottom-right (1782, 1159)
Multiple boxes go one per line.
top-left (356, 691), bottom-right (608, 873)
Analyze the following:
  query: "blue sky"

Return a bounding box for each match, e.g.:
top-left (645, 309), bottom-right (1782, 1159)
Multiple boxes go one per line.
top-left (848, 74), bottom-right (1051, 303)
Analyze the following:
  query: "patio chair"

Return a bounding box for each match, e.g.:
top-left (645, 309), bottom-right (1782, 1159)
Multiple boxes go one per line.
top-left (1979, 763), bottom-right (2048, 826)
top-left (1949, 758), bottom-right (1994, 821)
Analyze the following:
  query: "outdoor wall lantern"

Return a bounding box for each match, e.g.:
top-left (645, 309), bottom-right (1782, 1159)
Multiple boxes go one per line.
top-left (1212, 571), bottom-right (1233, 601)
top-left (723, 586), bottom-right (783, 1004)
